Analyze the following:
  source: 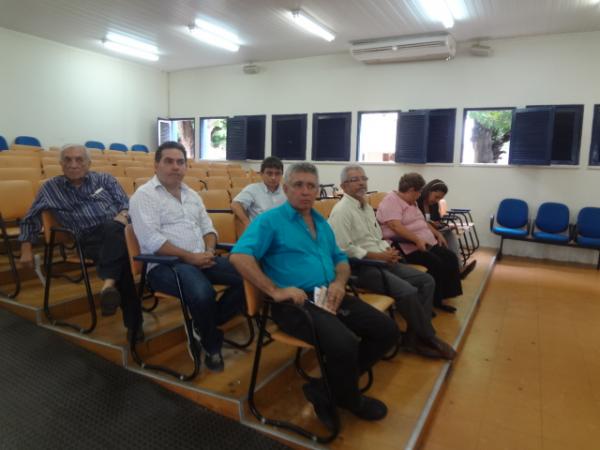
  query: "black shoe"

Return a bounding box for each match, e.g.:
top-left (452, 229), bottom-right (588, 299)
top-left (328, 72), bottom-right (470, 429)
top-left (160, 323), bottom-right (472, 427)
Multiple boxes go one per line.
top-left (127, 326), bottom-right (145, 343)
top-left (435, 302), bottom-right (457, 313)
top-left (204, 352), bottom-right (224, 372)
top-left (460, 260), bottom-right (477, 279)
top-left (340, 395), bottom-right (387, 421)
top-left (100, 287), bottom-right (120, 316)
top-left (400, 333), bottom-right (442, 359)
top-left (302, 382), bottom-right (339, 431)
top-left (424, 336), bottom-right (457, 360)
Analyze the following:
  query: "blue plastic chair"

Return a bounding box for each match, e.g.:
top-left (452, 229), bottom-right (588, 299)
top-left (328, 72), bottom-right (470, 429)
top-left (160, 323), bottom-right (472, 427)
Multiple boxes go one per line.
top-left (532, 202), bottom-right (570, 243)
top-left (0, 136), bottom-right (8, 151)
top-left (109, 143), bottom-right (128, 152)
top-left (131, 144), bottom-right (149, 153)
top-left (85, 140), bottom-right (105, 150)
top-left (15, 136), bottom-right (41, 146)
top-left (490, 198), bottom-right (529, 259)
top-left (574, 207), bottom-right (600, 269)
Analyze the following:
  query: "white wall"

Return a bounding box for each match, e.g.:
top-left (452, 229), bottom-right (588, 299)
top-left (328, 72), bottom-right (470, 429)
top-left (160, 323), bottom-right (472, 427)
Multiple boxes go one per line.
top-left (0, 27), bottom-right (168, 149)
top-left (168, 30), bottom-right (600, 265)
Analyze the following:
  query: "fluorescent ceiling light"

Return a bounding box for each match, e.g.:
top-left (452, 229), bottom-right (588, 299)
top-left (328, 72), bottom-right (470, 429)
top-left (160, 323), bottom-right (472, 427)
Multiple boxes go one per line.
top-left (445, 0), bottom-right (468, 21)
top-left (288, 9), bottom-right (335, 42)
top-left (419, 0), bottom-right (455, 29)
top-left (103, 34), bottom-right (159, 61)
top-left (189, 18), bottom-right (240, 52)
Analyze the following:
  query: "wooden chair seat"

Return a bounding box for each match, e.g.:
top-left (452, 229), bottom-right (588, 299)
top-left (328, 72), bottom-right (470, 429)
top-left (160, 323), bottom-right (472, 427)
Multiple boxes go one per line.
top-left (356, 292), bottom-right (395, 312)
top-left (271, 330), bottom-right (313, 349)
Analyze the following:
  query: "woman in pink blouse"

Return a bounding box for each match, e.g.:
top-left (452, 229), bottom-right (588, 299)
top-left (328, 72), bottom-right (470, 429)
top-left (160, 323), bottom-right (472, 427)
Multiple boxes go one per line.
top-left (376, 173), bottom-right (462, 313)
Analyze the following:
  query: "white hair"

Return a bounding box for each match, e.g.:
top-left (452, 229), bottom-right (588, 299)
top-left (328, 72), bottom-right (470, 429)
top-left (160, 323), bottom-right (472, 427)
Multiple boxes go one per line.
top-left (340, 165), bottom-right (365, 184)
top-left (60, 144), bottom-right (90, 162)
top-left (284, 162), bottom-right (319, 185)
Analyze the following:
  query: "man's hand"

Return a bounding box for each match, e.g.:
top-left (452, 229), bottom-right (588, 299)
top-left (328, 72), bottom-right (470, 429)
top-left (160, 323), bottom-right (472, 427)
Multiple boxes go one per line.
top-left (19, 242), bottom-right (34, 268)
top-left (113, 211), bottom-right (129, 226)
top-left (325, 281), bottom-right (345, 313)
top-left (184, 252), bottom-right (216, 268)
top-left (415, 238), bottom-right (429, 252)
top-left (271, 287), bottom-right (307, 305)
top-left (434, 231), bottom-right (448, 248)
top-left (378, 248), bottom-right (401, 264)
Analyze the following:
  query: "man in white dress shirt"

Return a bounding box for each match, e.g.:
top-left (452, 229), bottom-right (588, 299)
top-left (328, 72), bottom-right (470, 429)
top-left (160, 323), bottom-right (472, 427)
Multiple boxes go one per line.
top-left (328, 165), bottom-right (455, 360)
top-left (129, 141), bottom-right (244, 372)
top-left (231, 156), bottom-right (286, 231)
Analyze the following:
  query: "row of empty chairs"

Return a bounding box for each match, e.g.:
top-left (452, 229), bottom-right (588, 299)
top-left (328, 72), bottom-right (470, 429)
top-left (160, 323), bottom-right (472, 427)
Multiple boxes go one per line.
top-left (0, 135), bottom-right (150, 153)
top-left (491, 198), bottom-right (600, 268)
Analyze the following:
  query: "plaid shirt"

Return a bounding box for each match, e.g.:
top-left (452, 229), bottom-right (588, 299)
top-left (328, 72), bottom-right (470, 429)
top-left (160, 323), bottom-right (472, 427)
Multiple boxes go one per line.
top-left (18, 171), bottom-right (128, 242)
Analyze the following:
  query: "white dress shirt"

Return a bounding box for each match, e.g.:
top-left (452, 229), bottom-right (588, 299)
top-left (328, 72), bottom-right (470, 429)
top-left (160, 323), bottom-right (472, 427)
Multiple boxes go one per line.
top-left (129, 176), bottom-right (217, 269)
top-left (233, 182), bottom-right (286, 220)
top-left (328, 194), bottom-right (390, 259)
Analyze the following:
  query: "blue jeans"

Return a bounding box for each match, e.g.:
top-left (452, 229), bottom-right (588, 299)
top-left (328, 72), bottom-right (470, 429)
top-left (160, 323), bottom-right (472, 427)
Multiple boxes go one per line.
top-left (147, 256), bottom-right (244, 354)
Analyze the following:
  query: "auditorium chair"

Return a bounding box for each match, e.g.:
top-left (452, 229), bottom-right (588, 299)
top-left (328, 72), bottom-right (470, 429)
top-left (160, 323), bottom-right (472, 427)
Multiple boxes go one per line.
top-left (490, 198), bottom-right (530, 259)
top-left (124, 167), bottom-right (154, 179)
top-left (228, 187), bottom-right (243, 202)
top-left (230, 177), bottom-right (251, 189)
top-left (0, 135), bottom-right (8, 151)
top-left (313, 198), bottom-right (339, 219)
top-left (131, 144), bottom-right (149, 153)
top-left (227, 168), bottom-right (247, 178)
top-left (0, 155), bottom-right (41, 169)
top-left (43, 165), bottom-right (63, 178)
top-left (367, 192), bottom-right (387, 210)
top-left (0, 180), bottom-right (36, 298)
top-left (124, 225), bottom-right (254, 381)
top-left (182, 177), bottom-right (206, 191)
top-left (205, 176), bottom-right (231, 190)
top-left (109, 143), bottom-right (128, 152)
top-left (114, 177), bottom-right (135, 197)
top-left (198, 190), bottom-right (230, 212)
top-left (14, 136), bottom-right (41, 147)
top-left (85, 141), bottom-right (105, 150)
top-left (0, 167), bottom-right (42, 184)
top-left (134, 178), bottom-right (150, 191)
top-left (573, 207), bottom-right (600, 269)
top-left (531, 202), bottom-right (570, 244)
top-left (207, 169), bottom-right (229, 178)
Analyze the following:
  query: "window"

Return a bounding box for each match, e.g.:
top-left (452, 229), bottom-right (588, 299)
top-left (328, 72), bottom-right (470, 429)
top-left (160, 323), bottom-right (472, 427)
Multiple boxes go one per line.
top-left (157, 117), bottom-right (196, 159)
top-left (226, 115), bottom-right (266, 161)
top-left (527, 104), bottom-right (582, 165)
top-left (272, 114), bottom-right (307, 160)
top-left (590, 105), bottom-right (600, 166)
top-left (357, 111), bottom-right (398, 162)
top-left (461, 108), bottom-right (513, 164)
top-left (395, 109), bottom-right (456, 164)
top-left (200, 117), bottom-right (227, 160)
top-left (312, 112), bottom-right (351, 161)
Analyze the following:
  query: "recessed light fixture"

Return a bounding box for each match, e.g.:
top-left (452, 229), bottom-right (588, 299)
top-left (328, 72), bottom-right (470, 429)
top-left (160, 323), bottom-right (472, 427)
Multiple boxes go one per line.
top-left (189, 18), bottom-right (240, 52)
top-left (419, 0), bottom-right (455, 29)
top-left (288, 9), bottom-right (335, 42)
top-left (103, 32), bottom-right (159, 61)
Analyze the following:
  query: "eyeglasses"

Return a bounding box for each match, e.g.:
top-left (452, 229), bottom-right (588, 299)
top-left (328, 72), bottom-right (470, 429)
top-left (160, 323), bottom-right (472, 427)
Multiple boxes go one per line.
top-left (347, 176), bottom-right (369, 183)
top-left (289, 181), bottom-right (318, 191)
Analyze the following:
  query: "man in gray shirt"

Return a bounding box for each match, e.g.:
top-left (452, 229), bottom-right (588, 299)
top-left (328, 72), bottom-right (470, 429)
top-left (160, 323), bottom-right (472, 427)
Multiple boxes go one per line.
top-left (328, 165), bottom-right (456, 360)
top-left (231, 156), bottom-right (286, 231)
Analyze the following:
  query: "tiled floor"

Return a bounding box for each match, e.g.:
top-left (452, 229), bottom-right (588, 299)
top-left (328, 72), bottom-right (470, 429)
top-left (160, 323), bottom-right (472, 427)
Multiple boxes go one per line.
top-left (422, 256), bottom-right (600, 450)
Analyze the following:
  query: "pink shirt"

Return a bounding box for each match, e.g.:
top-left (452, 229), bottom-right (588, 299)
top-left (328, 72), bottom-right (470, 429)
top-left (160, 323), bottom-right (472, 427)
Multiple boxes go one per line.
top-left (376, 192), bottom-right (437, 255)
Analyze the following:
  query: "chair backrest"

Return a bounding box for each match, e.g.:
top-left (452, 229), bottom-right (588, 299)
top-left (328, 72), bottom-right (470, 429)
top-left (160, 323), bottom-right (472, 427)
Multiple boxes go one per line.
top-left (93, 165), bottom-right (125, 177)
top-left (228, 187), bottom-right (243, 201)
top-left (0, 156), bottom-right (40, 168)
top-left (132, 152), bottom-right (153, 161)
top-left (183, 177), bottom-right (206, 192)
top-left (313, 198), bottom-right (339, 219)
top-left (15, 136), bottom-right (41, 147)
top-left (368, 192), bottom-right (387, 210)
top-left (0, 136), bottom-right (8, 151)
top-left (41, 156), bottom-right (60, 167)
top-left (208, 212), bottom-right (237, 243)
top-left (535, 202), bottom-right (570, 233)
top-left (226, 163), bottom-right (242, 169)
top-left (0, 167), bottom-right (42, 183)
top-left (0, 180), bottom-right (35, 220)
top-left (125, 167), bottom-right (154, 179)
top-left (131, 144), bottom-right (149, 153)
top-left (199, 190), bottom-right (231, 211)
top-left (109, 143), bottom-right (128, 152)
top-left (205, 176), bottom-right (231, 190)
top-left (85, 140), bottom-right (105, 150)
top-left (186, 168), bottom-right (208, 179)
top-left (43, 165), bottom-right (63, 178)
top-left (576, 207), bottom-right (600, 238)
top-left (227, 168), bottom-right (247, 177)
top-left (496, 198), bottom-right (528, 229)
top-left (243, 279), bottom-right (264, 317)
top-left (41, 210), bottom-right (73, 245)
top-left (114, 177), bottom-right (135, 197)
top-left (208, 169), bottom-right (229, 178)
top-left (124, 224), bottom-right (144, 277)
top-left (231, 177), bottom-right (251, 188)
top-left (134, 177), bottom-right (151, 191)
top-left (114, 160), bottom-right (142, 168)
top-left (9, 144), bottom-right (43, 153)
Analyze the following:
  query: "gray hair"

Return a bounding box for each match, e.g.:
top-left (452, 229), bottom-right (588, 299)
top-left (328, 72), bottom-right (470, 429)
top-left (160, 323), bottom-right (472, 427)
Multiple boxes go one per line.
top-left (284, 162), bottom-right (319, 185)
top-left (340, 165), bottom-right (365, 184)
top-left (60, 144), bottom-right (90, 162)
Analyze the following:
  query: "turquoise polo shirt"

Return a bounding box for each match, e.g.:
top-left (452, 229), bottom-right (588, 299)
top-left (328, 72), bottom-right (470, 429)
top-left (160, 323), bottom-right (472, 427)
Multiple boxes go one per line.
top-left (232, 201), bottom-right (348, 292)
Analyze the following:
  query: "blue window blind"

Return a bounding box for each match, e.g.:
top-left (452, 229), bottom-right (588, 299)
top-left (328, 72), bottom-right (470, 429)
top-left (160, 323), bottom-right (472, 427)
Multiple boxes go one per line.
top-left (508, 107), bottom-right (554, 165)
top-left (312, 112), bottom-right (351, 161)
top-left (395, 112), bottom-right (428, 163)
top-left (272, 114), bottom-right (307, 160)
top-left (590, 105), bottom-right (600, 166)
top-left (426, 109), bottom-right (456, 163)
top-left (226, 117), bottom-right (247, 160)
top-left (225, 115), bottom-right (266, 160)
top-left (527, 104), bottom-right (583, 165)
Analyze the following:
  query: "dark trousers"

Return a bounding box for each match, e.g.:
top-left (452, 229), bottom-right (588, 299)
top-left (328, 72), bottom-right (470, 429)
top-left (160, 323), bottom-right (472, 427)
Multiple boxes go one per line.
top-left (79, 220), bottom-right (142, 331)
top-left (405, 245), bottom-right (462, 306)
top-left (146, 257), bottom-right (244, 355)
top-left (272, 295), bottom-right (399, 408)
top-left (355, 262), bottom-right (436, 340)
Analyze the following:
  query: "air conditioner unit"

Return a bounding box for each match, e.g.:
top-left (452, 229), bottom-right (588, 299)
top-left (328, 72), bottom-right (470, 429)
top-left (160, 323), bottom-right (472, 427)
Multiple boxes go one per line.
top-left (350, 33), bottom-right (456, 64)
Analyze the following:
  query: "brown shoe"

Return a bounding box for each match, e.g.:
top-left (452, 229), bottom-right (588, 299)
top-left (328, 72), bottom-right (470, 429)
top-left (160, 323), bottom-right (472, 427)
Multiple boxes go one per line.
top-left (426, 336), bottom-right (457, 360)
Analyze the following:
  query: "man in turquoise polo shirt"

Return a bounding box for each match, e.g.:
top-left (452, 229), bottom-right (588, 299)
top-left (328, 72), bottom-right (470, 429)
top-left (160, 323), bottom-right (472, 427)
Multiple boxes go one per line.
top-left (230, 162), bottom-right (399, 429)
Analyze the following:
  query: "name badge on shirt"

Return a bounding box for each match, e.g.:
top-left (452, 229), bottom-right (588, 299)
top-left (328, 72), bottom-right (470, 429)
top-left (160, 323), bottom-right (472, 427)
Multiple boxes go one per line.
top-left (90, 187), bottom-right (104, 198)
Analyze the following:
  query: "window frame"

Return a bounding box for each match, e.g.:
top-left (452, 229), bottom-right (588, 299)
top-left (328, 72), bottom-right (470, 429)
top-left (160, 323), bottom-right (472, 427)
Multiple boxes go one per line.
top-left (199, 115), bottom-right (228, 161)
top-left (271, 113), bottom-right (308, 161)
top-left (311, 111), bottom-right (352, 162)
top-left (589, 105), bottom-right (600, 166)
top-left (460, 106), bottom-right (516, 165)
top-left (356, 109), bottom-right (401, 163)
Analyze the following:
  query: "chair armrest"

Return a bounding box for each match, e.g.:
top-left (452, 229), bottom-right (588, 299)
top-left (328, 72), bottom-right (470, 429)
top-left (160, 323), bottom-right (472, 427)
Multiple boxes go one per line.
top-left (489, 215), bottom-right (495, 231)
top-left (348, 257), bottom-right (387, 268)
top-left (133, 254), bottom-right (180, 265)
top-left (450, 208), bottom-right (471, 213)
top-left (206, 209), bottom-right (233, 214)
top-left (216, 243), bottom-right (234, 251)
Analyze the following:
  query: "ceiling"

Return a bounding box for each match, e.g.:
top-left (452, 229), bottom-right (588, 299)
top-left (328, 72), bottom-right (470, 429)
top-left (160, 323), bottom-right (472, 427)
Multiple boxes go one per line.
top-left (1, 0), bottom-right (599, 71)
